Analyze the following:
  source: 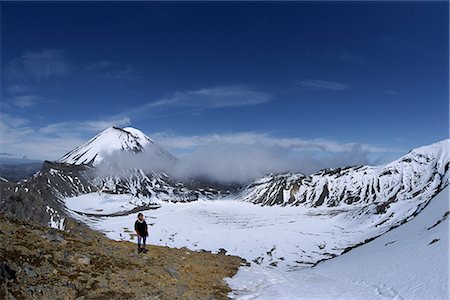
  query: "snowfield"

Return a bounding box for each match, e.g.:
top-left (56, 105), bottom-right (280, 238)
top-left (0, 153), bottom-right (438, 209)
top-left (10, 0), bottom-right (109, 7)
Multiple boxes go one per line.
top-left (65, 193), bottom-right (140, 215)
top-left (228, 187), bottom-right (449, 300)
top-left (64, 187), bottom-right (449, 299)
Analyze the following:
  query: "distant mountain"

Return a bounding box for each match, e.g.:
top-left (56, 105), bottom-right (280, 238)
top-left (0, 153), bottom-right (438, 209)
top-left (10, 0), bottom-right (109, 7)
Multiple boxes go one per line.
top-left (0, 162), bottom-right (42, 182)
top-left (58, 127), bottom-right (175, 166)
top-left (0, 156), bottom-right (42, 165)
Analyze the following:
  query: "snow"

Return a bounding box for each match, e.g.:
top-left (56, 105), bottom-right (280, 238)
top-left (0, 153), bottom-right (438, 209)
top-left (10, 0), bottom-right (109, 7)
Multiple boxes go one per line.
top-left (46, 205), bottom-right (65, 230)
top-left (64, 193), bottom-right (157, 215)
top-left (227, 187), bottom-right (449, 300)
top-left (63, 186), bottom-right (449, 299)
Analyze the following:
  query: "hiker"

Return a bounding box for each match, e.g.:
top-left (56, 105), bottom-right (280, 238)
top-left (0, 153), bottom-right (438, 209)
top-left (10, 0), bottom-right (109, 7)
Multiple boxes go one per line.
top-left (134, 213), bottom-right (149, 253)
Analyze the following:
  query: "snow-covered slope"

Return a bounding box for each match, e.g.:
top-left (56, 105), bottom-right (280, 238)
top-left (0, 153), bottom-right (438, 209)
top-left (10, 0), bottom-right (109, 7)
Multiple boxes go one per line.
top-left (227, 187), bottom-right (449, 300)
top-left (241, 140), bottom-right (449, 209)
top-left (58, 127), bottom-right (175, 166)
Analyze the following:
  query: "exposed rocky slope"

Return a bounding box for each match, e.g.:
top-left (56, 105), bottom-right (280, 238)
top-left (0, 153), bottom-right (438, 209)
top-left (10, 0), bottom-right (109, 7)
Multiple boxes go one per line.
top-left (0, 162), bottom-right (96, 229)
top-left (0, 212), bottom-right (243, 300)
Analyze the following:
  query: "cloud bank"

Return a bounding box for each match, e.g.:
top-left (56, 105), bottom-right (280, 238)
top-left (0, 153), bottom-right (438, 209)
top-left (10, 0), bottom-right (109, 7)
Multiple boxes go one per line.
top-left (95, 138), bottom-right (385, 185)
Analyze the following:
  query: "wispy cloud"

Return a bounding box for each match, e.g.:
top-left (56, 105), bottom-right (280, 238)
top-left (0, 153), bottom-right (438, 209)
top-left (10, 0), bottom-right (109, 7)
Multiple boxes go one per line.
top-left (6, 84), bottom-right (33, 95)
top-left (150, 85), bottom-right (272, 109)
top-left (87, 60), bottom-right (138, 80)
top-left (7, 49), bottom-right (71, 82)
top-left (38, 117), bottom-right (131, 136)
top-left (0, 113), bottom-right (30, 128)
top-left (384, 90), bottom-right (404, 95)
top-left (4, 50), bottom-right (71, 110)
top-left (152, 131), bottom-right (390, 154)
top-left (129, 131), bottom-right (395, 181)
top-left (177, 86), bottom-right (272, 108)
top-left (13, 95), bottom-right (40, 108)
top-left (124, 85), bottom-right (273, 120)
top-left (297, 79), bottom-right (348, 91)
top-left (0, 113), bottom-right (131, 160)
top-left (336, 52), bottom-right (365, 64)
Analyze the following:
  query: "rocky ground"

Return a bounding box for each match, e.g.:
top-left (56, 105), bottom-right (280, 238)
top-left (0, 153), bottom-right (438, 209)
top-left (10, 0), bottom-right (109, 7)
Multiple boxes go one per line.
top-left (0, 213), bottom-right (244, 300)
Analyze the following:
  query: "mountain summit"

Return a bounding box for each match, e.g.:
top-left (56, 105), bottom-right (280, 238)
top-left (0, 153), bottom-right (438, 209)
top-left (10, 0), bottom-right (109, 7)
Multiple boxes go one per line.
top-left (58, 127), bottom-right (175, 166)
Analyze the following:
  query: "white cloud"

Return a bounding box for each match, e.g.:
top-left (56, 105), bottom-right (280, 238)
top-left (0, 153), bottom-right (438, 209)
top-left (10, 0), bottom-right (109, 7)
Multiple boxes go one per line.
top-left (5, 50), bottom-right (71, 110)
top-left (176, 86), bottom-right (273, 108)
top-left (336, 52), bottom-right (364, 64)
top-left (38, 117), bottom-right (131, 136)
top-left (7, 49), bottom-right (70, 81)
top-left (298, 79), bottom-right (348, 90)
top-left (384, 90), bottom-right (404, 95)
top-left (82, 117), bottom-right (132, 132)
top-left (130, 85), bottom-right (273, 116)
top-left (141, 131), bottom-right (395, 181)
top-left (96, 132), bottom-right (392, 184)
top-left (0, 113), bottom-right (131, 161)
top-left (87, 60), bottom-right (138, 80)
top-left (152, 132), bottom-right (389, 153)
top-left (0, 113), bottom-right (30, 128)
top-left (0, 113), bottom-right (79, 161)
top-left (171, 143), bottom-right (296, 183)
top-left (13, 95), bottom-right (40, 108)
top-left (6, 84), bottom-right (33, 95)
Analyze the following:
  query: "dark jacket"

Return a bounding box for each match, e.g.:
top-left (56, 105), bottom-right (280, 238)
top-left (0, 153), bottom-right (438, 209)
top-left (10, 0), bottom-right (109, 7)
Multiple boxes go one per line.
top-left (134, 220), bottom-right (148, 237)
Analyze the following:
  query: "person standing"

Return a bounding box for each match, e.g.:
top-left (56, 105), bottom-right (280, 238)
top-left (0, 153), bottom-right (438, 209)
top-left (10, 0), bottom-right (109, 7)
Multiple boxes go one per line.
top-left (134, 213), bottom-right (149, 253)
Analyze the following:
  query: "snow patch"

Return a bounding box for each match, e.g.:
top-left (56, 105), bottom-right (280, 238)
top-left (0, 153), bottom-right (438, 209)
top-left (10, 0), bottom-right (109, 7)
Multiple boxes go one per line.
top-left (46, 205), bottom-right (65, 230)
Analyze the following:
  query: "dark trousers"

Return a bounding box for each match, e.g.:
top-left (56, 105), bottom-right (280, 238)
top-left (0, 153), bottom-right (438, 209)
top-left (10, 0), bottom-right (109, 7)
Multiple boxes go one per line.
top-left (137, 235), bottom-right (147, 249)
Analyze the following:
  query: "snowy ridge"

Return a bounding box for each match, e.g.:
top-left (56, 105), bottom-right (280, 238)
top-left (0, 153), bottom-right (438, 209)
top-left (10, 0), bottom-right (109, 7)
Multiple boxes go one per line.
top-left (240, 139), bottom-right (449, 209)
top-left (58, 127), bottom-right (175, 166)
top-left (93, 169), bottom-right (198, 202)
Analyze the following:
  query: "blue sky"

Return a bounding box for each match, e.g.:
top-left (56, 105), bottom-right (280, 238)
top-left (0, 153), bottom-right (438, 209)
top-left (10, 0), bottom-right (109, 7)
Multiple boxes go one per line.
top-left (1, 2), bottom-right (448, 173)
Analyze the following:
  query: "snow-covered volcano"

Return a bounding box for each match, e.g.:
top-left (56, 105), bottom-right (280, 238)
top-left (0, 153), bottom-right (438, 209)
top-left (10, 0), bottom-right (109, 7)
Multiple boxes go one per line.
top-left (58, 127), bottom-right (175, 166)
top-left (56, 127), bottom-right (228, 201)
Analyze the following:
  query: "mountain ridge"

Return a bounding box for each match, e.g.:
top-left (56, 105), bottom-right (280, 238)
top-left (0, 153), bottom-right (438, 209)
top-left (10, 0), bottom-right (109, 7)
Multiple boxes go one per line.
top-left (239, 138), bottom-right (449, 207)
